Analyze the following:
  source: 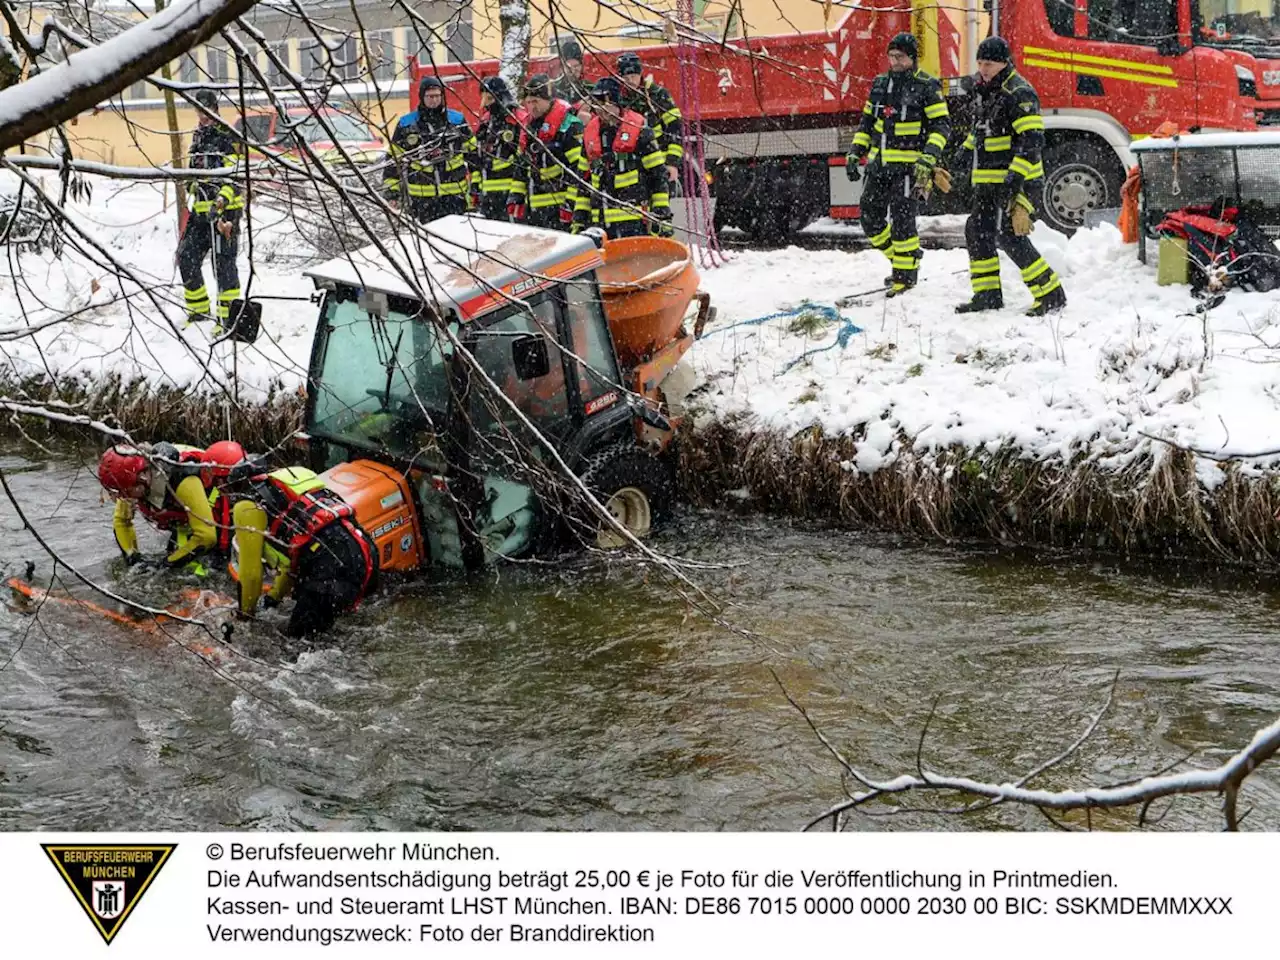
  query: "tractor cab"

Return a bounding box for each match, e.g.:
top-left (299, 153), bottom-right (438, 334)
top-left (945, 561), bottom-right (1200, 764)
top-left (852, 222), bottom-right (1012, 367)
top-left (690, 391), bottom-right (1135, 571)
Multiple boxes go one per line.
top-left (299, 215), bottom-right (709, 572)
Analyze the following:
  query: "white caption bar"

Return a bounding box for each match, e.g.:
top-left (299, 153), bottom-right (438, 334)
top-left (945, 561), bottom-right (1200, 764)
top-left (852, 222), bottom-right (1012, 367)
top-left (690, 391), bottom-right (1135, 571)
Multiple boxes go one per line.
top-left (2, 832), bottom-right (1267, 957)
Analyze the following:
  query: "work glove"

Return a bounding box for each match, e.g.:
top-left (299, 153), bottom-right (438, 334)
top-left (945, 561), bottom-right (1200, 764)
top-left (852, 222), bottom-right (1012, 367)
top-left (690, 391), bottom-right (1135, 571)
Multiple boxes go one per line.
top-left (933, 167), bottom-right (953, 194)
top-left (216, 219), bottom-right (233, 241)
top-left (506, 201), bottom-right (526, 222)
top-left (1009, 193), bottom-right (1035, 236)
top-left (1001, 170), bottom-right (1025, 206)
top-left (845, 154), bottom-right (867, 182)
top-left (559, 204), bottom-right (575, 226)
top-left (912, 161), bottom-right (935, 200)
top-left (125, 552), bottom-right (162, 570)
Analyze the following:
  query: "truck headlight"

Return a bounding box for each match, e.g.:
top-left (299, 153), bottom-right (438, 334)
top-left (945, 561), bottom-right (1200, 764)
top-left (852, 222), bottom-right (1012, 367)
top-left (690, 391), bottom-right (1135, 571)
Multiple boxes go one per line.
top-left (1236, 64), bottom-right (1258, 99)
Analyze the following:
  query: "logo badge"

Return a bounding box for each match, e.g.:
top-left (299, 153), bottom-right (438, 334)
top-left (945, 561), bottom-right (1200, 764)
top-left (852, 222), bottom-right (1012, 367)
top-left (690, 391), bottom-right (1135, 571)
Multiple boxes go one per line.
top-left (43, 844), bottom-right (176, 944)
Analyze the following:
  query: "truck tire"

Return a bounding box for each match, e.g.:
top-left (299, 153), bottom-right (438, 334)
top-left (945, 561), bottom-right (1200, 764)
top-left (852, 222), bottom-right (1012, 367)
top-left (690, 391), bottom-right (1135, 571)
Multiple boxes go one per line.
top-left (1039, 140), bottom-right (1125, 236)
top-left (577, 444), bottom-right (676, 548)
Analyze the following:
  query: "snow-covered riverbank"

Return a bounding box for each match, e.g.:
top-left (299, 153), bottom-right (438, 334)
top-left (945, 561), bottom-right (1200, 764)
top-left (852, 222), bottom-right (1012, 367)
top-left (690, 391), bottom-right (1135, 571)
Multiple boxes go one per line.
top-left (5, 176), bottom-right (1280, 561)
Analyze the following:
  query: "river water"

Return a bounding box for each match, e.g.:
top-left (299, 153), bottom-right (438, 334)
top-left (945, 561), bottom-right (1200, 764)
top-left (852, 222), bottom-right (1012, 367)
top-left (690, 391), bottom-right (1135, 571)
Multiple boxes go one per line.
top-left (3, 446), bottom-right (1279, 831)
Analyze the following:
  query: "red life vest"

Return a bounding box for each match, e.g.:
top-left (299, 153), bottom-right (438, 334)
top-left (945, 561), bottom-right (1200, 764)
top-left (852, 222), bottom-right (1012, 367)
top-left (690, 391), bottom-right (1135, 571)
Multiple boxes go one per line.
top-left (519, 100), bottom-right (571, 152)
top-left (583, 111), bottom-right (646, 162)
top-left (264, 478), bottom-right (376, 609)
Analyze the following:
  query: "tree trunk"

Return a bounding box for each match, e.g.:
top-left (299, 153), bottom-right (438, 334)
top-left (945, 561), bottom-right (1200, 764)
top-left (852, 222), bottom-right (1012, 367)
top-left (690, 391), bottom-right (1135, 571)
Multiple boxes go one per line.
top-left (498, 0), bottom-right (530, 93)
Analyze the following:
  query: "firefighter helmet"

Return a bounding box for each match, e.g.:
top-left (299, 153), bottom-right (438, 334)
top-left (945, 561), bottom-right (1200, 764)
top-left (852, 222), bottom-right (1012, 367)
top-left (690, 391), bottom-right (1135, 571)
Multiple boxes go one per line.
top-left (97, 447), bottom-right (149, 495)
top-left (616, 53), bottom-right (643, 77)
top-left (559, 38), bottom-right (583, 63)
top-left (481, 76), bottom-right (514, 104)
top-left (521, 73), bottom-right (554, 100)
top-left (590, 76), bottom-right (624, 106)
top-left (193, 89), bottom-right (218, 111)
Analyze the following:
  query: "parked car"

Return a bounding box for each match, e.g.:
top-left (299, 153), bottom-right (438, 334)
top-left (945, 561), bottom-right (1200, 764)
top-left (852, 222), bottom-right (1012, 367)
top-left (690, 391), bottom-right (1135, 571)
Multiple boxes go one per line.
top-left (233, 106), bottom-right (387, 191)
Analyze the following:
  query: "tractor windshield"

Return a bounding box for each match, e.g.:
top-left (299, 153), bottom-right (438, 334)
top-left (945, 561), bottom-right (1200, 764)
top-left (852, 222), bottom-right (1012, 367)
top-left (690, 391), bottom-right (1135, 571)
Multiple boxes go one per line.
top-left (308, 294), bottom-right (456, 466)
top-left (1195, 0), bottom-right (1280, 48)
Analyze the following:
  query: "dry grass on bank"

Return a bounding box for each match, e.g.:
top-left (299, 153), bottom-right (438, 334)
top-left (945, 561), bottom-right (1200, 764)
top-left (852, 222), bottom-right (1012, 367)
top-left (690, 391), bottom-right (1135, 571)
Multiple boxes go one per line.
top-left (680, 419), bottom-right (1280, 567)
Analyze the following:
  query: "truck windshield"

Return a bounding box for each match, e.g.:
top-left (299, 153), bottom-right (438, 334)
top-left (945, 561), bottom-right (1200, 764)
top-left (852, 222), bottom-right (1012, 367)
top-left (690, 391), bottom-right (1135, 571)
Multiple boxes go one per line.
top-left (309, 295), bottom-right (457, 465)
top-left (1195, 0), bottom-right (1280, 46)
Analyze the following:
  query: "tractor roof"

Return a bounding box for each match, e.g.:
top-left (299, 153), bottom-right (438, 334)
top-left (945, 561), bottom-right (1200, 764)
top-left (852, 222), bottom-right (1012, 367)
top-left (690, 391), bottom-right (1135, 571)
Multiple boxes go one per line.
top-left (304, 215), bottom-right (602, 322)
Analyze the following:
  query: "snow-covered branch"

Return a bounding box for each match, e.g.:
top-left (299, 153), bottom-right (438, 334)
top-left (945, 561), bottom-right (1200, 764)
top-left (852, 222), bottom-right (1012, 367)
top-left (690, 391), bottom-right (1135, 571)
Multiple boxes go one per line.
top-left (0, 0), bottom-right (263, 150)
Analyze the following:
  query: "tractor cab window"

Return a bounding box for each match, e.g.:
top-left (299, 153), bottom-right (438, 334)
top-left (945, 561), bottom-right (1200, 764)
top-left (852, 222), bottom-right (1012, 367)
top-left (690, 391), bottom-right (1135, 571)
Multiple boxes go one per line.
top-left (467, 296), bottom-right (569, 440)
top-left (1088, 0), bottom-right (1179, 44)
top-left (565, 275), bottom-right (623, 408)
top-left (309, 294), bottom-right (455, 464)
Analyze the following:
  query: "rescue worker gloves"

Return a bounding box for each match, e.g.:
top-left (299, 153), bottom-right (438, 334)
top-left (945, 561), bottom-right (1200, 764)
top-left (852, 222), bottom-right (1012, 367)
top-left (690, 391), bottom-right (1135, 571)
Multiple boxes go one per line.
top-left (1009, 193), bottom-right (1035, 236)
top-left (933, 166), bottom-right (953, 193)
top-left (912, 160), bottom-right (935, 199)
top-left (507, 201), bottom-right (527, 221)
top-left (559, 204), bottom-right (575, 226)
top-left (845, 155), bottom-right (867, 182)
top-left (650, 208), bottom-right (674, 237)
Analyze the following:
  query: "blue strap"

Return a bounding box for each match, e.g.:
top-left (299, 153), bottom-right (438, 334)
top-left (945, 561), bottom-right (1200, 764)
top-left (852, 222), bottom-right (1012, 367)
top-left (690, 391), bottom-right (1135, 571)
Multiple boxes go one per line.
top-left (696, 302), bottom-right (862, 378)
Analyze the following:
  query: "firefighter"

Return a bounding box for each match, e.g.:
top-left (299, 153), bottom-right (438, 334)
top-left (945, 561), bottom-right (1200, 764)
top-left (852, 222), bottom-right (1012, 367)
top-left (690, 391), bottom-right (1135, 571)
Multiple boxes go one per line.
top-left (231, 467), bottom-right (378, 638)
top-left (551, 38), bottom-right (592, 111)
top-left (384, 75), bottom-right (475, 222)
top-left (471, 77), bottom-right (524, 220)
top-left (955, 37), bottom-right (1067, 316)
top-left (845, 33), bottom-right (952, 296)
top-left (177, 89), bottom-right (243, 331)
top-left (96, 440), bottom-right (249, 574)
top-left (573, 77), bottom-right (672, 239)
top-left (509, 74), bottom-right (584, 231)
top-left (616, 52), bottom-right (684, 189)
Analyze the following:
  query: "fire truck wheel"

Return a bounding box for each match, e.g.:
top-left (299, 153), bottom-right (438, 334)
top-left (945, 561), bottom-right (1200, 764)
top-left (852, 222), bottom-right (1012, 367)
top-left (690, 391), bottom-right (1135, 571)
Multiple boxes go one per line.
top-left (1040, 140), bottom-right (1124, 236)
top-left (579, 444), bottom-right (676, 549)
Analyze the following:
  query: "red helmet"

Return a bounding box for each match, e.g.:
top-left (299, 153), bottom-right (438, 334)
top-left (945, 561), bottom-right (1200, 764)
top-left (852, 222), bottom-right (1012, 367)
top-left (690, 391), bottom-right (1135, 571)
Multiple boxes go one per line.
top-left (203, 440), bottom-right (246, 468)
top-left (97, 446), bottom-right (149, 495)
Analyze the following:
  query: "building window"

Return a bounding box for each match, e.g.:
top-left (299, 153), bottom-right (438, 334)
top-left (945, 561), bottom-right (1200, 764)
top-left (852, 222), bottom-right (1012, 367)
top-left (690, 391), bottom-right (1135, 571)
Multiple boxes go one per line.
top-left (207, 46), bottom-right (230, 83)
top-left (302, 40), bottom-right (328, 80)
top-left (180, 52), bottom-right (200, 84)
top-left (126, 77), bottom-right (149, 101)
top-left (266, 41), bottom-right (290, 87)
top-left (365, 30), bottom-right (397, 82)
top-left (331, 35), bottom-right (359, 80)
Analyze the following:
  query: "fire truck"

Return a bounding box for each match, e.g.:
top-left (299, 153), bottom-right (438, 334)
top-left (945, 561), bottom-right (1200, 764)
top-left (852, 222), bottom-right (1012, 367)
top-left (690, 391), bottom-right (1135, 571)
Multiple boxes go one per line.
top-left (414, 0), bottom-right (1278, 237)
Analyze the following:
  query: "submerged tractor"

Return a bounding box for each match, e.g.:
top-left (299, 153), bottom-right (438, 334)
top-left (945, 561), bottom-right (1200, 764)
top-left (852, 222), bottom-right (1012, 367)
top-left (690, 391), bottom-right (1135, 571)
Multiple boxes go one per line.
top-left (294, 215), bottom-right (712, 573)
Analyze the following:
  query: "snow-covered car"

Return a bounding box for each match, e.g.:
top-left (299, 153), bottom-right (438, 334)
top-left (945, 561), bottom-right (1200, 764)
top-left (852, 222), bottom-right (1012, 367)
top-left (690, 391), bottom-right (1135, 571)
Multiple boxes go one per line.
top-left (233, 106), bottom-right (387, 193)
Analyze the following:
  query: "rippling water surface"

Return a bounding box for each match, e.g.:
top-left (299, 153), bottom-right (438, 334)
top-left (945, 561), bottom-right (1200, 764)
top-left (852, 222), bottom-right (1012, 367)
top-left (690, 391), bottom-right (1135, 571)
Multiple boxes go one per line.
top-left (3, 446), bottom-right (1278, 831)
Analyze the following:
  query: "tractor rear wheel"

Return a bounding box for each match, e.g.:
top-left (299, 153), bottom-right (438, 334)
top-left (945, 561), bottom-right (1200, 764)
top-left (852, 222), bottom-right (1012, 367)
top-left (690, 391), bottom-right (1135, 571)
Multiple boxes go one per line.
top-left (578, 444), bottom-right (676, 549)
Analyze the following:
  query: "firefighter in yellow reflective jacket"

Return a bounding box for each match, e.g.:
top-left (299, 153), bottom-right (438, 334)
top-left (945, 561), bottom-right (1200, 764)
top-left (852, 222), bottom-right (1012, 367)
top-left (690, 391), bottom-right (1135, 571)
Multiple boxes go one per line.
top-left (384, 76), bottom-right (476, 222)
top-left (573, 78), bottom-right (672, 239)
top-left (469, 77), bottom-right (524, 221)
top-left (955, 37), bottom-right (1067, 317)
top-left (96, 440), bottom-right (248, 575)
top-left (231, 467), bottom-right (378, 638)
top-left (177, 89), bottom-right (244, 331)
top-left (509, 74), bottom-right (585, 231)
top-left (846, 34), bottom-right (951, 296)
top-left (617, 52), bottom-right (684, 188)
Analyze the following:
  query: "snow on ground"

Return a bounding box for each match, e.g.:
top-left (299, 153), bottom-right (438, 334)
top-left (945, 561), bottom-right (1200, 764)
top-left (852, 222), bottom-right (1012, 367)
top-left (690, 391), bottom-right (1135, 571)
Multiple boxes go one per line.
top-left (4, 176), bottom-right (1280, 486)
top-left (694, 223), bottom-right (1280, 485)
